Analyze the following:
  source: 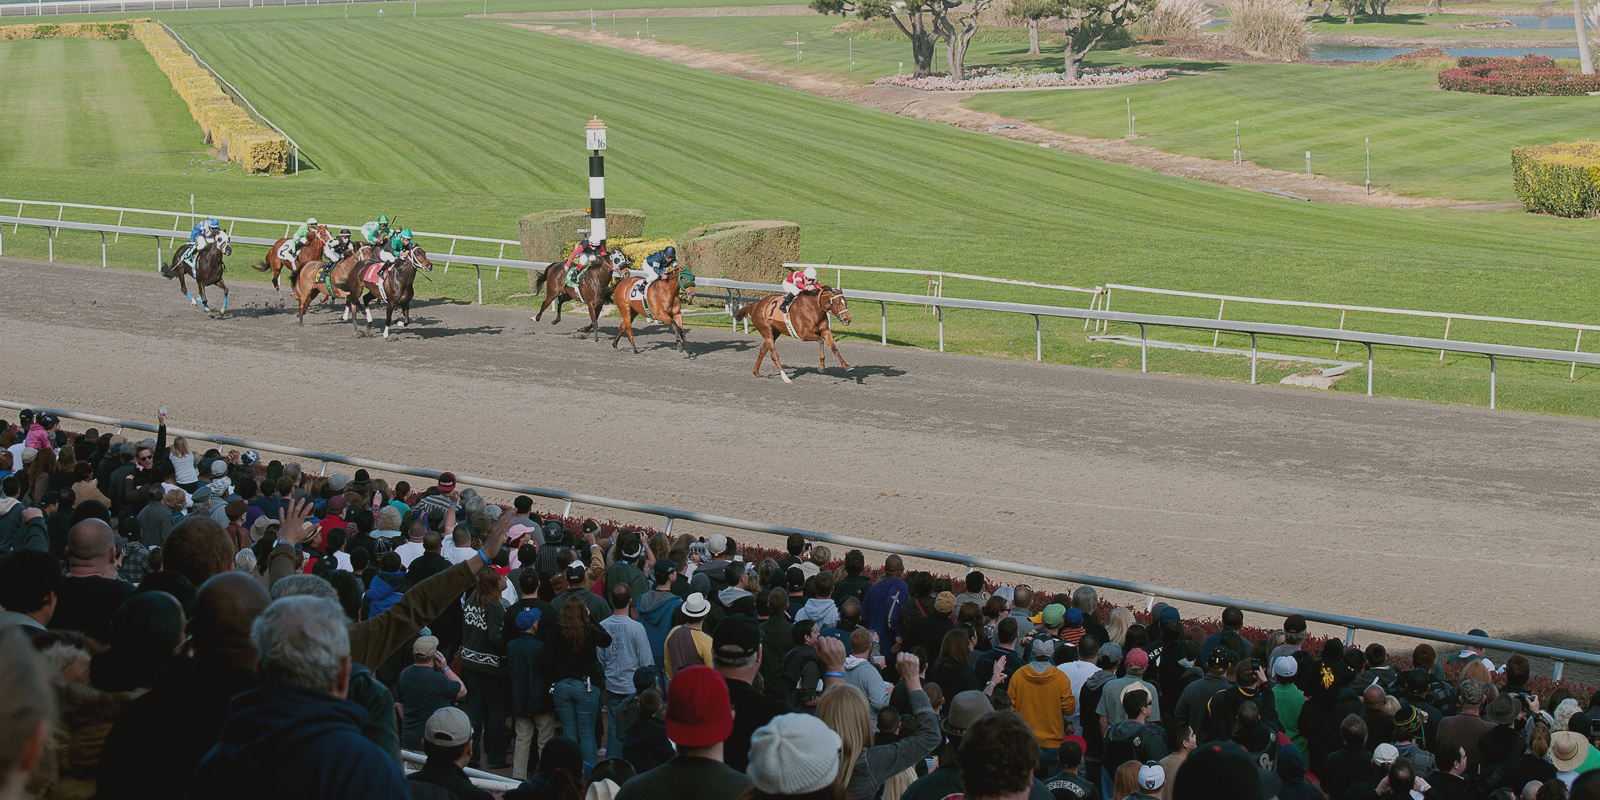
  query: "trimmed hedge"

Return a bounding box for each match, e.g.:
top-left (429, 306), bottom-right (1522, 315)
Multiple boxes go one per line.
top-left (517, 208), bottom-right (646, 287)
top-left (1511, 141), bottom-right (1600, 217)
top-left (0, 21), bottom-right (135, 40)
top-left (679, 220), bottom-right (800, 284)
top-left (1438, 55), bottom-right (1600, 96)
top-left (130, 22), bottom-right (288, 173)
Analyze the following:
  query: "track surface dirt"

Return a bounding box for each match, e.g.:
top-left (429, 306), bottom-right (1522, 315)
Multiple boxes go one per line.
top-left (10, 257), bottom-right (1600, 658)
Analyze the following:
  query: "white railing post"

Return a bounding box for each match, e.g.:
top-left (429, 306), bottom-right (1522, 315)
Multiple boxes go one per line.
top-left (1489, 355), bottom-right (1496, 410)
top-left (1035, 315), bottom-right (1041, 362)
top-left (1367, 344), bottom-right (1374, 396)
top-left (937, 306), bottom-right (944, 352)
top-left (880, 301), bottom-right (886, 345)
top-left (1573, 329), bottom-right (1584, 382)
top-left (1250, 333), bottom-right (1258, 384)
top-left (476, 265), bottom-right (483, 305)
top-left (1140, 323), bottom-right (1147, 373)
top-left (1214, 297), bottom-right (1225, 347)
top-left (1440, 316), bottom-right (1452, 364)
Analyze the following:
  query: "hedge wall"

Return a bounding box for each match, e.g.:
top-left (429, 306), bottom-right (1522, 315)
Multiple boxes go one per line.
top-left (679, 220), bottom-right (800, 284)
top-left (0, 21), bottom-right (134, 40)
top-left (130, 22), bottom-right (288, 173)
top-left (1511, 141), bottom-right (1600, 217)
top-left (1439, 55), bottom-right (1600, 96)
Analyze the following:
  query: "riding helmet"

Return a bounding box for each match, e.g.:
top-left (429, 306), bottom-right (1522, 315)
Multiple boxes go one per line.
top-left (378, 215), bottom-right (390, 224)
top-left (401, 229), bottom-right (413, 239)
top-left (207, 218), bottom-right (219, 227)
top-left (803, 266), bottom-right (818, 280)
top-left (663, 246), bottom-right (675, 259)
top-left (340, 229), bottom-right (351, 236)
top-left (306, 217), bottom-right (318, 226)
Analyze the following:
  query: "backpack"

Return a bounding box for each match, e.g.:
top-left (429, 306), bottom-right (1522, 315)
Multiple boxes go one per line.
top-left (1104, 721), bottom-right (1147, 770)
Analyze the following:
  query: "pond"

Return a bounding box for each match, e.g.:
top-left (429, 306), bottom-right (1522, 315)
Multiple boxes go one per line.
top-left (1499, 15), bottom-right (1577, 29)
top-left (1308, 43), bottom-right (1583, 60)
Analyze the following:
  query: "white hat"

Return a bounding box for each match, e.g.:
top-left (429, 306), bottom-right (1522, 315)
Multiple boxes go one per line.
top-left (748, 713), bottom-right (842, 794)
top-left (707, 534), bottom-right (728, 556)
top-left (1373, 743), bottom-right (1400, 766)
top-left (584, 779), bottom-right (621, 800)
top-left (682, 592), bottom-right (710, 618)
top-left (1137, 762), bottom-right (1165, 792)
top-left (211, 460), bottom-right (228, 476)
top-left (1273, 656), bottom-right (1298, 678)
top-left (424, 706), bottom-right (471, 747)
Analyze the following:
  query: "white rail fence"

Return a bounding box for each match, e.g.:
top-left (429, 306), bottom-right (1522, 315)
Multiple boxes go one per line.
top-left (0, 0), bottom-right (427, 16)
top-left (6, 398), bottom-right (1595, 679)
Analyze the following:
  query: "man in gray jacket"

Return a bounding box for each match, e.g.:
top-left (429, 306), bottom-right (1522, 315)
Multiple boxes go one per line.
top-left (843, 628), bottom-right (890, 711)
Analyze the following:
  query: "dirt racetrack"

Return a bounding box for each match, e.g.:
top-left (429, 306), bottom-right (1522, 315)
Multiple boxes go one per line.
top-left (8, 256), bottom-right (1600, 666)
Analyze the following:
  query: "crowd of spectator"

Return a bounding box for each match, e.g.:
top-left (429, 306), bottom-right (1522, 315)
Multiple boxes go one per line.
top-left (3, 408), bottom-right (1600, 800)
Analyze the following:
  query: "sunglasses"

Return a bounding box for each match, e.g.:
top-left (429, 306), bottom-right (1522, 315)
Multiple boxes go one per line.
top-left (138, 455), bottom-right (153, 462)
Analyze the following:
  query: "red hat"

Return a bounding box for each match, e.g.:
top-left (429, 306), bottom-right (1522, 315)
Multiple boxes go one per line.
top-left (326, 495), bottom-right (348, 513)
top-left (437, 472), bottom-right (456, 493)
top-left (1126, 648), bottom-right (1150, 668)
top-left (665, 666), bottom-right (733, 747)
top-left (492, 565), bottom-right (511, 577)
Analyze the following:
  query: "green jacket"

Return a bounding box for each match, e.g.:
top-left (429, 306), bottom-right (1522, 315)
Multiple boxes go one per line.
top-left (291, 223), bottom-right (310, 243)
top-left (387, 234), bottom-right (410, 255)
top-left (361, 221), bottom-right (389, 244)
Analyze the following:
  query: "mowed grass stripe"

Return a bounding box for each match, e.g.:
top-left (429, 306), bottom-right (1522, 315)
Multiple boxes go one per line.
top-left (0, 38), bottom-right (198, 173)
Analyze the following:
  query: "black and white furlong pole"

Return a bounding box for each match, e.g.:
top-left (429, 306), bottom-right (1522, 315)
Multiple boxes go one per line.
top-left (585, 117), bottom-right (608, 246)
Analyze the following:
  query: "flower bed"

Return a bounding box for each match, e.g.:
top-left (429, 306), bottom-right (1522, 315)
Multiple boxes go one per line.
top-left (1438, 55), bottom-right (1600, 96)
top-left (874, 66), bottom-right (1167, 91)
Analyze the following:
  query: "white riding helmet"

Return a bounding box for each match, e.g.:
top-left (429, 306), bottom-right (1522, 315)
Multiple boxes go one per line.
top-left (803, 267), bottom-right (818, 281)
top-left (306, 217), bottom-right (318, 226)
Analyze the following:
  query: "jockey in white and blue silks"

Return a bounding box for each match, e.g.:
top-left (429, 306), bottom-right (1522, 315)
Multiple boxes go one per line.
top-left (185, 219), bottom-right (222, 270)
top-left (642, 246), bottom-right (676, 288)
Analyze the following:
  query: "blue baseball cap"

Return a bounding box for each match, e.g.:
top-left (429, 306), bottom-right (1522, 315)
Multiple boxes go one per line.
top-left (516, 608), bottom-right (542, 630)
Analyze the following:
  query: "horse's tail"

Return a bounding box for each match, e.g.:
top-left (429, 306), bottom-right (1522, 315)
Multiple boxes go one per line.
top-left (734, 297), bottom-right (763, 322)
top-left (251, 258), bottom-right (271, 273)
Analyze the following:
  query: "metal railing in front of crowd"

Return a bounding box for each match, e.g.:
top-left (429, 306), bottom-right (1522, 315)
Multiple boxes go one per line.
top-left (5, 399), bottom-right (1595, 679)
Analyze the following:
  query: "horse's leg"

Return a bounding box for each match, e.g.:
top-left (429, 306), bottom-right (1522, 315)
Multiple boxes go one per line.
top-left (553, 295), bottom-right (565, 325)
top-left (768, 334), bottom-right (792, 384)
top-left (400, 301), bottom-right (411, 327)
top-left (622, 306), bottom-right (640, 353)
top-left (534, 288), bottom-right (555, 323)
top-left (382, 302), bottom-right (395, 340)
top-left (752, 337), bottom-right (767, 377)
top-left (217, 278), bottom-right (229, 316)
top-left (178, 273), bottom-right (194, 305)
top-left (272, 263), bottom-right (284, 307)
top-left (825, 328), bottom-right (851, 371)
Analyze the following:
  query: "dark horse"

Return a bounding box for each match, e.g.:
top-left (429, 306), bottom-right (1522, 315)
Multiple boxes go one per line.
top-left (733, 287), bottom-right (852, 383)
top-left (163, 231), bottom-right (234, 315)
top-left (609, 264), bottom-right (692, 354)
top-left (335, 247), bottom-right (433, 339)
top-left (532, 251), bottom-right (627, 338)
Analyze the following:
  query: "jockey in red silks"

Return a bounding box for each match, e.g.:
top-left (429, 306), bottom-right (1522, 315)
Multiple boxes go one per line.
top-left (780, 266), bottom-right (819, 312)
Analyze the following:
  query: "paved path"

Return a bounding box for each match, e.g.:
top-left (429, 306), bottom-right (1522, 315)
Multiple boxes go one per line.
top-left (9, 257), bottom-right (1599, 662)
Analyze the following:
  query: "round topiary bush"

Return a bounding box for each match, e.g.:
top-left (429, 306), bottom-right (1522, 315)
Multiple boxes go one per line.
top-left (1438, 55), bottom-right (1600, 96)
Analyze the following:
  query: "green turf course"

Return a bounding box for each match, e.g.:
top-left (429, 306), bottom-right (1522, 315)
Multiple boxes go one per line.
top-left (964, 57), bottom-right (1600, 202)
top-left (0, 38), bottom-right (198, 173)
top-left (5, 11), bottom-right (1600, 415)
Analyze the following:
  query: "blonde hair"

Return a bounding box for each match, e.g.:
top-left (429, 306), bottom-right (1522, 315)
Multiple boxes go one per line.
top-left (816, 684), bottom-right (872, 789)
top-left (171, 437), bottom-right (190, 458)
top-left (163, 489), bottom-right (188, 510)
top-left (1383, 695), bottom-right (1401, 716)
top-left (377, 506), bottom-right (401, 531)
top-left (1107, 607), bottom-right (1136, 648)
top-left (811, 544), bottom-right (831, 566)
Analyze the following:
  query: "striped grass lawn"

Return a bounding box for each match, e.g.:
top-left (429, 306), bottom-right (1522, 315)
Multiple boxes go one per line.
top-left (0, 38), bottom-right (198, 173)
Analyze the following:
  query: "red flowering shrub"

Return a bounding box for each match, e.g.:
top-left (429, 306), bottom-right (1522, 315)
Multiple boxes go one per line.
top-left (1439, 55), bottom-right (1600, 96)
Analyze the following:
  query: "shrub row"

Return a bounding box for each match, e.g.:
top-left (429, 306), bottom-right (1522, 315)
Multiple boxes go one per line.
top-left (1511, 141), bottom-right (1600, 217)
top-left (1439, 55), bottom-right (1600, 96)
top-left (0, 21), bottom-right (134, 40)
top-left (129, 22), bottom-right (288, 174)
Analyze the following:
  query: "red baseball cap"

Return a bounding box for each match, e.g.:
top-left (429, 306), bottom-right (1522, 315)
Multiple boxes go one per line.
top-left (437, 472), bottom-right (456, 492)
top-left (1126, 648), bottom-right (1150, 668)
top-left (665, 666), bottom-right (733, 747)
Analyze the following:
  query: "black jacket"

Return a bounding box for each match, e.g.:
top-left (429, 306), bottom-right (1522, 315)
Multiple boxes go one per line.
top-left (408, 759), bottom-right (493, 800)
top-left (98, 656), bottom-right (258, 800)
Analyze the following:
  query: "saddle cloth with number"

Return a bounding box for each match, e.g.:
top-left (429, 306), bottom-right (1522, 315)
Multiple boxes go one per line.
top-left (277, 240), bottom-right (295, 262)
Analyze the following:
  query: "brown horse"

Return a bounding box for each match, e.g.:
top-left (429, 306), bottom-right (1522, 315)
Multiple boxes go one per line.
top-left (252, 224), bottom-right (332, 306)
top-left (291, 244), bottom-right (368, 325)
top-left (336, 247), bottom-right (434, 339)
top-left (609, 265), bottom-right (692, 354)
top-left (732, 287), bottom-right (852, 383)
top-left (532, 251), bottom-right (627, 338)
top-left (163, 231), bottom-right (233, 315)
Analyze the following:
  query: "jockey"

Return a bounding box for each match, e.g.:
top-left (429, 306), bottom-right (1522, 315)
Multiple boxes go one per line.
top-left (642, 246), bottom-right (676, 287)
top-left (568, 238), bottom-right (605, 268)
top-left (378, 229), bottom-right (415, 266)
top-left (183, 218), bottom-right (221, 268)
top-left (780, 266), bottom-right (819, 312)
top-left (325, 228), bottom-right (357, 264)
top-left (360, 215), bottom-right (392, 245)
top-left (288, 217), bottom-right (318, 258)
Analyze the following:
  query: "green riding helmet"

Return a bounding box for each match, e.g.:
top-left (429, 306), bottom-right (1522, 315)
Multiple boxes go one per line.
top-left (378, 215), bottom-right (390, 224)
top-left (400, 229), bottom-right (413, 240)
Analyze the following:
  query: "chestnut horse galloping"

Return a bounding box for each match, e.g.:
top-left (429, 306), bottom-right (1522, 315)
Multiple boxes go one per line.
top-left (291, 244), bottom-right (370, 326)
top-left (732, 286), bottom-right (852, 383)
top-left (252, 224), bottom-right (332, 307)
top-left (164, 231), bottom-right (233, 315)
top-left (609, 265), bottom-right (693, 354)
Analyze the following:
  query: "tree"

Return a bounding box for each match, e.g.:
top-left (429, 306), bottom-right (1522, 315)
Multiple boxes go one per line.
top-left (1008, 0), bottom-right (1057, 55)
top-left (811, 0), bottom-right (941, 76)
top-left (935, 0), bottom-right (998, 80)
top-left (1056, 0), bottom-right (1140, 79)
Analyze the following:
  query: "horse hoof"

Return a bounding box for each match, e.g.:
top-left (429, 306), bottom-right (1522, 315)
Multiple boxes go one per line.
top-left (780, 372), bottom-right (792, 384)
top-left (382, 328), bottom-right (390, 339)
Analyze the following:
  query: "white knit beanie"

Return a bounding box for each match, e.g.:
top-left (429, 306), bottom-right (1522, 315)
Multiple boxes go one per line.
top-left (748, 713), bottom-right (842, 795)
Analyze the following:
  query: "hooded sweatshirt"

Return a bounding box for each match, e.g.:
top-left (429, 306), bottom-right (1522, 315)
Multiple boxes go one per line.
top-left (718, 585), bottom-right (754, 609)
top-left (1010, 661), bottom-right (1077, 747)
top-left (365, 571), bottom-right (411, 617)
top-left (0, 497), bottom-right (46, 552)
top-left (843, 655), bottom-right (891, 711)
top-left (636, 589), bottom-right (682, 670)
top-left (796, 597), bottom-right (840, 628)
top-left (185, 683), bottom-right (407, 800)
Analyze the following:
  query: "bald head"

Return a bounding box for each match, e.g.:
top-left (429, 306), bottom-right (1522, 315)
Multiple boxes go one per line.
top-left (1363, 685), bottom-right (1387, 708)
top-left (191, 572), bottom-right (272, 669)
top-left (884, 554), bottom-right (904, 577)
top-left (67, 519), bottom-right (117, 576)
